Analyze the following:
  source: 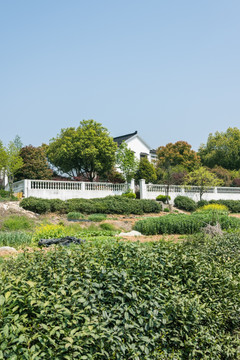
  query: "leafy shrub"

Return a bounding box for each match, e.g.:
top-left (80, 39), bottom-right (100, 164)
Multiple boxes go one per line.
top-left (196, 203), bottom-right (229, 214)
top-left (32, 224), bottom-right (69, 242)
top-left (99, 223), bottom-right (116, 231)
top-left (134, 212), bottom-right (240, 235)
top-left (49, 198), bottom-right (67, 213)
top-left (88, 214), bottom-right (107, 222)
top-left (208, 199), bottom-right (240, 213)
top-left (67, 212), bottom-right (85, 220)
top-left (156, 194), bottom-right (171, 203)
top-left (174, 195), bottom-right (197, 212)
top-left (1, 215), bottom-right (33, 231)
top-left (1, 237), bottom-right (240, 358)
top-left (163, 207), bottom-right (170, 212)
top-left (20, 197), bottom-right (51, 214)
top-left (21, 196), bottom-right (162, 215)
top-left (0, 189), bottom-right (11, 198)
top-left (122, 191), bottom-right (136, 199)
top-left (197, 199), bottom-right (208, 208)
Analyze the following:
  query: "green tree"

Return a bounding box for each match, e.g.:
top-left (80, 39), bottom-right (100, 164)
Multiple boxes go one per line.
top-left (5, 140), bottom-right (24, 194)
top-left (157, 141), bottom-right (201, 172)
top-left (0, 141), bottom-right (7, 172)
top-left (198, 127), bottom-right (240, 170)
top-left (47, 120), bottom-right (117, 182)
top-left (115, 141), bottom-right (139, 183)
top-left (15, 145), bottom-right (53, 181)
top-left (135, 157), bottom-right (157, 184)
top-left (184, 166), bottom-right (223, 200)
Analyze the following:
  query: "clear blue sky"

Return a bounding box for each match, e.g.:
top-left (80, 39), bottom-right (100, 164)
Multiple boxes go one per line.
top-left (1, 0), bottom-right (240, 151)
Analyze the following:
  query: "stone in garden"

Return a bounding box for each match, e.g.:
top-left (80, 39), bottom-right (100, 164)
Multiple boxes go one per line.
top-left (0, 246), bottom-right (17, 253)
top-left (117, 230), bottom-right (142, 237)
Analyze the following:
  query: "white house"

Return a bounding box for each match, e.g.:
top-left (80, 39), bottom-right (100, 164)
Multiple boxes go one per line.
top-left (113, 131), bottom-right (157, 162)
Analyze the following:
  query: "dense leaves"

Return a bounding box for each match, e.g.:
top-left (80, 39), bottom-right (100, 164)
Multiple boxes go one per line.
top-left (174, 195), bottom-right (197, 212)
top-left (20, 196), bottom-right (162, 215)
top-left (0, 236), bottom-right (240, 358)
top-left (15, 145), bottom-right (53, 181)
top-left (135, 158), bottom-right (157, 184)
top-left (134, 212), bottom-right (240, 235)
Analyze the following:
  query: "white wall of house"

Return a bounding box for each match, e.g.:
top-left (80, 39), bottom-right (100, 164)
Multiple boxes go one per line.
top-left (125, 135), bottom-right (151, 161)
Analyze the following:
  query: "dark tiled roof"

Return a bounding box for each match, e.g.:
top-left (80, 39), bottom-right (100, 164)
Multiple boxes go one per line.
top-left (113, 131), bottom-right (138, 145)
top-left (150, 149), bottom-right (157, 154)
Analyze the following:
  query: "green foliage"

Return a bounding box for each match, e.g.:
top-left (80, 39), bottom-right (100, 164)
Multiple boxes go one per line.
top-left (197, 199), bottom-right (208, 208)
top-left (106, 168), bottom-right (125, 183)
top-left (0, 189), bottom-right (17, 201)
top-left (199, 127), bottom-right (240, 170)
top-left (174, 195), bottom-right (197, 212)
top-left (1, 216), bottom-right (33, 231)
top-left (157, 141), bottom-right (200, 171)
top-left (122, 189), bottom-right (136, 199)
top-left (99, 223), bottom-right (116, 231)
top-left (134, 212), bottom-right (240, 235)
top-left (196, 203), bottom-right (229, 215)
top-left (47, 120), bottom-right (117, 181)
top-left (135, 157), bottom-right (157, 184)
top-left (1, 236), bottom-right (240, 358)
top-left (67, 212), bottom-right (85, 220)
top-left (0, 231), bottom-right (32, 248)
top-left (156, 195), bottom-right (171, 203)
top-left (14, 145), bottom-right (53, 181)
top-left (115, 141), bottom-right (139, 182)
top-left (163, 207), bottom-right (170, 212)
top-left (209, 199), bottom-right (240, 213)
top-left (88, 213), bottom-right (107, 222)
top-left (185, 166), bottom-right (223, 200)
top-left (21, 196), bottom-right (162, 215)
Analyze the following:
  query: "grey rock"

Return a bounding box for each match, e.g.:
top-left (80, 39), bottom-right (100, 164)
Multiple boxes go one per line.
top-left (0, 246), bottom-right (17, 252)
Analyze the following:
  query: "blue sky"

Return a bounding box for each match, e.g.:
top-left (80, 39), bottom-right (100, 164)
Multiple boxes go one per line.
top-left (1, 0), bottom-right (240, 151)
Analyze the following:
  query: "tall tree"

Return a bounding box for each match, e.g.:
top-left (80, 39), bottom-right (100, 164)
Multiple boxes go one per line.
top-left (15, 145), bottom-right (53, 181)
top-left (157, 141), bottom-right (200, 172)
top-left (184, 167), bottom-right (223, 200)
top-left (4, 140), bottom-right (24, 194)
top-left (115, 141), bottom-right (139, 183)
top-left (198, 127), bottom-right (240, 170)
top-left (135, 157), bottom-right (157, 184)
top-left (0, 141), bottom-right (7, 172)
top-left (47, 120), bottom-right (117, 182)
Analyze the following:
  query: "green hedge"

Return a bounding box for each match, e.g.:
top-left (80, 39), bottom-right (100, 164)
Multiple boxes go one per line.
top-left (20, 196), bottom-right (162, 215)
top-left (134, 212), bottom-right (240, 235)
top-left (209, 199), bottom-right (240, 213)
top-left (1, 236), bottom-right (240, 358)
top-left (174, 195), bottom-right (197, 212)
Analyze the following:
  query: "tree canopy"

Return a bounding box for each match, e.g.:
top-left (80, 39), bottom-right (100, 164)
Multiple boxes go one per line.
top-left (198, 127), bottom-right (240, 170)
top-left (157, 141), bottom-right (200, 172)
top-left (15, 145), bottom-right (53, 181)
top-left (184, 166), bottom-right (223, 200)
top-left (47, 120), bottom-right (117, 182)
top-left (135, 157), bottom-right (157, 184)
top-left (115, 141), bottom-right (139, 183)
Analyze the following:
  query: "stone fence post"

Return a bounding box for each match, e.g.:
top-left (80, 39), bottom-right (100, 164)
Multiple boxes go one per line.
top-left (139, 179), bottom-right (147, 199)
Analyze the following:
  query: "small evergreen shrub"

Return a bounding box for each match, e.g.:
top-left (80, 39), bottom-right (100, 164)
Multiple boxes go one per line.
top-left (67, 212), bottom-right (85, 220)
top-left (209, 199), bottom-right (240, 213)
top-left (100, 223), bottom-right (116, 231)
top-left (163, 208), bottom-right (170, 212)
top-left (174, 195), bottom-right (197, 212)
top-left (197, 199), bottom-right (208, 208)
top-left (88, 214), bottom-right (107, 222)
top-left (122, 190), bottom-right (136, 199)
top-left (156, 195), bottom-right (171, 203)
top-left (20, 197), bottom-right (51, 214)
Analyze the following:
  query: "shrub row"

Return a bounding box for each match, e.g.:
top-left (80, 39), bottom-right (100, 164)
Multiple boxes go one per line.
top-left (134, 212), bottom-right (240, 235)
top-left (20, 196), bottom-right (162, 215)
top-left (1, 235), bottom-right (240, 358)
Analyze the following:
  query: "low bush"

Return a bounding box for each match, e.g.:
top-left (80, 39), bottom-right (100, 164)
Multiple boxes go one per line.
top-left (1, 215), bottom-right (33, 231)
top-left (197, 199), bottom-right (208, 208)
top-left (1, 236), bottom-right (240, 358)
top-left (134, 212), bottom-right (240, 235)
top-left (122, 190), bottom-right (136, 199)
top-left (20, 196), bottom-right (162, 215)
top-left (196, 203), bottom-right (229, 215)
top-left (163, 207), bottom-right (170, 212)
top-left (156, 194), bottom-right (171, 203)
top-left (67, 212), bottom-right (85, 220)
top-left (174, 195), bottom-right (197, 212)
top-left (88, 213), bottom-right (107, 222)
top-left (99, 223), bottom-right (116, 231)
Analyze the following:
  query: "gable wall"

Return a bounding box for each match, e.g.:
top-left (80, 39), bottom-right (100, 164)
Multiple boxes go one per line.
top-left (126, 137), bottom-right (151, 160)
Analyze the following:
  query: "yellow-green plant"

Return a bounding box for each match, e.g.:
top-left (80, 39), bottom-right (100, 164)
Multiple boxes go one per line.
top-left (196, 204), bottom-right (229, 214)
top-left (32, 224), bottom-right (71, 242)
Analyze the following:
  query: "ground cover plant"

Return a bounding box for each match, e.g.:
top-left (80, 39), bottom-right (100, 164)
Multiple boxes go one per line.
top-left (88, 214), bottom-right (107, 222)
top-left (0, 189), bottom-right (18, 202)
top-left (0, 232), bottom-right (32, 249)
top-left (0, 234), bottom-right (240, 358)
top-left (20, 196), bottom-right (162, 215)
top-left (1, 215), bottom-right (33, 231)
top-left (67, 212), bottom-right (85, 221)
top-left (134, 212), bottom-right (240, 235)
